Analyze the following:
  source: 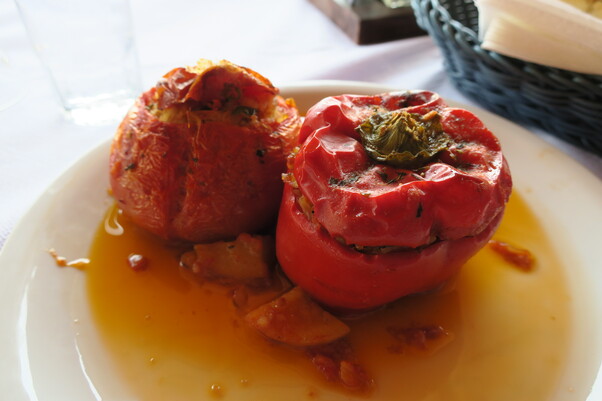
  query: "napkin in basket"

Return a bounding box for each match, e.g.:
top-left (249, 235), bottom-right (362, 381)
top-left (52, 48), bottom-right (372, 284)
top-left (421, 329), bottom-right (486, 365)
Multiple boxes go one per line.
top-left (475, 0), bottom-right (602, 75)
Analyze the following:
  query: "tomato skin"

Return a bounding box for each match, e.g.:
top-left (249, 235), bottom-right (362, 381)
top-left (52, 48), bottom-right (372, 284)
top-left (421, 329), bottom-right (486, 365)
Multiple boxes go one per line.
top-left (276, 91), bottom-right (512, 310)
top-left (110, 60), bottom-right (301, 243)
top-left (276, 185), bottom-right (503, 311)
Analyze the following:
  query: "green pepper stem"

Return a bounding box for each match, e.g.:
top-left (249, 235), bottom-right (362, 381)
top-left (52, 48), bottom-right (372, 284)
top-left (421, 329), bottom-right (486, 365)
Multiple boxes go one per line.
top-left (356, 109), bottom-right (449, 169)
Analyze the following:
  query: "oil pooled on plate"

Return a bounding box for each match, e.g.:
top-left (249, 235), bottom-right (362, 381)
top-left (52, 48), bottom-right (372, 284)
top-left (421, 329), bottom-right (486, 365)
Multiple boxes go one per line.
top-left (85, 192), bottom-right (570, 401)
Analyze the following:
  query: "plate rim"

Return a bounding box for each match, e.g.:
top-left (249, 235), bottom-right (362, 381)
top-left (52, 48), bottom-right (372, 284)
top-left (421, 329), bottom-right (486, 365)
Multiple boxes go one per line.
top-left (1, 80), bottom-right (601, 400)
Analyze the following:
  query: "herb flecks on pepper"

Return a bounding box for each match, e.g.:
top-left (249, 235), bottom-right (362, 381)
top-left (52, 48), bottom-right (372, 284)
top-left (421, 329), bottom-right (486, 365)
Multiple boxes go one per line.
top-left (356, 109), bottom-right (449, 170)
top-left (276, 90), bottom-right (512, 311)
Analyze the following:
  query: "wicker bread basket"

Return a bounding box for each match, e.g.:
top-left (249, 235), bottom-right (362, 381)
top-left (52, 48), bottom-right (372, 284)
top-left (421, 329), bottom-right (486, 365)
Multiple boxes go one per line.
top-left (411, 0), bottom-right (602, 156)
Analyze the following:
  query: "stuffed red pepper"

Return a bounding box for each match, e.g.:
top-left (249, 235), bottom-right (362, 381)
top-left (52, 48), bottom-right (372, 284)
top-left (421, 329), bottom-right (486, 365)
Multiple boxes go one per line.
top-left (276, 91), bottom-right (512, 311)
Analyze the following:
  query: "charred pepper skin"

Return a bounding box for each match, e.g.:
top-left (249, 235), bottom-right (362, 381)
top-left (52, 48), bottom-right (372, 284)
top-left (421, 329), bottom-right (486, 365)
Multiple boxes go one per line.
top-left (276, 91), bottom-right (512, 311)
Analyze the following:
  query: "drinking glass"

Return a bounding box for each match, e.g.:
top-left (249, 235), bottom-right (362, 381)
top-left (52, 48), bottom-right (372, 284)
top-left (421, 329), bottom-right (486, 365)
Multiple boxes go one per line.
top-left (15, 0), bottom-right (141, 125)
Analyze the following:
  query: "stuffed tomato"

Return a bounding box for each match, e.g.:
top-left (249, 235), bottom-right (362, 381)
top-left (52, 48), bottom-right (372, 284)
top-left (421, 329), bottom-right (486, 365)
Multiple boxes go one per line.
top-left (110, 60), bottom-right (301, 243)
top-left (276, 91), bottom-right (512, 311)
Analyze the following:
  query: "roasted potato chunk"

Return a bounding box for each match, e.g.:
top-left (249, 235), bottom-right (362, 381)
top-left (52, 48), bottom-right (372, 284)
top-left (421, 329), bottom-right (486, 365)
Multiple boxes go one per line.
top-left (245, 287), bottom-right (350, 347)
top-left (181, 233), bottom-right (274, 286)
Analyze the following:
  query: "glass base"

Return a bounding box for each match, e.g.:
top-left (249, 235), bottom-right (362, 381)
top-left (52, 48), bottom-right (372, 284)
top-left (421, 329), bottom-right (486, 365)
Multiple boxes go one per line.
top-left (0, 61), bottom-right (28, 112)
top-left (64, 95), bottom-right (135, 126)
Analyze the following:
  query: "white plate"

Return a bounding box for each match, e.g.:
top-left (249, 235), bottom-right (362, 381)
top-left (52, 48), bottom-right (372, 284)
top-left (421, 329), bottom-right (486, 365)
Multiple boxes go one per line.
top-left (1, 81), bottom-right (601, 400)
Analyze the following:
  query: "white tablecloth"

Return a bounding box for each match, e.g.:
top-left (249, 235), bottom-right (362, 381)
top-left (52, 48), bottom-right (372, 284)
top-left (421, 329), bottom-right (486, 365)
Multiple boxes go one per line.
top-left (1, 0), bottom-right (601, 250)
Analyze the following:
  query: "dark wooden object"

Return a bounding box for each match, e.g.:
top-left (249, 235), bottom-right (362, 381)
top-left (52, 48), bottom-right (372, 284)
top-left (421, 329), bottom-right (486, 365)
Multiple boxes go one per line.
top-left (308, 0), bottom-right (425, 44)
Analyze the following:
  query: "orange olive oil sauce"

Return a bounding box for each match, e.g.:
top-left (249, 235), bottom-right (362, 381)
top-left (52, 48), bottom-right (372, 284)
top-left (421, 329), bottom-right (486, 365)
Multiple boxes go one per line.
top-left (85, 192), bottom-right (570, 401)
